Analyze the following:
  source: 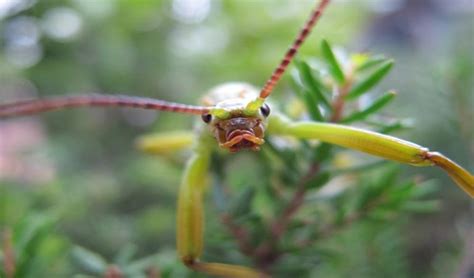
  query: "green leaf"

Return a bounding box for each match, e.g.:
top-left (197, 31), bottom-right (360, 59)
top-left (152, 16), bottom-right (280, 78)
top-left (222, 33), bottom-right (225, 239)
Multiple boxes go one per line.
top-left (356, 165), bottom-right (399, 210)
top-left (114, 243), bottom-right (138, 266)
top-left (305, 172), bottom-right (331, 190)
top-left (365, 118), bottom-right (414, 134)
top-left (410, 180), bottom-right (439, 198)
top-left (123, 254), bottom-right (159, 274)
top-left (356, 55), bottom-right (387, 72)
top-left (290, 69), bottom-right (324, 121)
top-left (14, 214), bottom-right (54, 255)
top-left (14, 213), bottom-right (57, 278)
top-left (295, 60), bottom-right (331, 109)
top-left (385, 181), bottom-right (417, 208)
top-left (71, 246), bottom-right (108, 275)
top-left (229, 186), bottom-right (256, 217)
top-left (332, 160), bottom-right (387, 175)
top-left (302, 89), bottom-right (324, 121)
top-left (378, 122), bottom-right (406, 134)
top-left (314, 143), bottom-right (332, 162)
top-left (341, 90), bottom-right (397, 123)
top-left (402, 200), bottom-right (440, 213)
top-left (321, 40), bottom-right (345, 84)
top-left (346, 60), bottom-right (394, 100)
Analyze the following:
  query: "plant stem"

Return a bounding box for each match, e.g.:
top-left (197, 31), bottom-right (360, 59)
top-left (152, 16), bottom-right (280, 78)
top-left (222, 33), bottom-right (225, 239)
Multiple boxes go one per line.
top-left (104, 265), bottom-right (122, 278)
top-left (221, 214), bottom-right (254, 256)
top-left (252, 163), bottom-right (321, 269)
top-left (2, 228), bottom-right (15, 278)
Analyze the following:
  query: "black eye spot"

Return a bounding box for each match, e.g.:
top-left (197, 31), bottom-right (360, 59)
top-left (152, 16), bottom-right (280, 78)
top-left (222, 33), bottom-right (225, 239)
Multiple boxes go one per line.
top-left (260, 103), bottom-right (271, 117)
top-left (201, 113), bottom-right (212, 123)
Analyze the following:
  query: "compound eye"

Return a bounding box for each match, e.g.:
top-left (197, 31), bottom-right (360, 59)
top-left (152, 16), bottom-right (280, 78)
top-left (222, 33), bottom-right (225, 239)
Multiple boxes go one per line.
top-left (260, 103), bottom-right (271, 117)
top-left (201, 113), bottom-right (212, 124)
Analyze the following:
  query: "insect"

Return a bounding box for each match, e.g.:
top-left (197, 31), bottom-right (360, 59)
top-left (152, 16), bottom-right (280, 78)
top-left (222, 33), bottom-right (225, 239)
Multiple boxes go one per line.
top-left (1, 0), bottom-right (473, 277)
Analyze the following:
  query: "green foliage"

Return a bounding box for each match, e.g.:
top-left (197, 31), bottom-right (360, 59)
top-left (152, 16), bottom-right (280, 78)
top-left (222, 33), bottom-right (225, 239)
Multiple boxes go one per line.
top-left (341, 90), bottom-right (396, 123)
top-left (202, 41), bottom-right (440, 277)
top-left (346, 60), bottom-right (394, 100)
top-left (1, 1), bottom-right (471, 278)
top-left (321, 40), bottom-right (345, 84)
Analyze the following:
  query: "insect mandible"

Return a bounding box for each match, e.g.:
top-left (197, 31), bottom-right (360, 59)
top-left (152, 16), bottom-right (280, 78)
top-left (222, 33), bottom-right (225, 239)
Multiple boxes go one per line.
top-left (1, 0), bottom-right (473, 277)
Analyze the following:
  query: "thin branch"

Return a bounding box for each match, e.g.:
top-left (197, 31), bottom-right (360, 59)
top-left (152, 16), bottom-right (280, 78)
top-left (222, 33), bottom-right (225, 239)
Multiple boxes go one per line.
top-left (104, 265), bottom-right (122, 278)
top-left (297, 193), bottom-right (389, 247)
top-left (252, 163), bottom-right (320, 269)
top-left (330, 70), bottom-right (354, 122)
top-left (221, 214), bottom-right (255, 256)
top-left (252, 69), bottom-right (355, 269)
top-left (2, 228), bottom-right (15, 278)
top-left (147, 266), bottom-right (161, 278)
top-left (270, 163), bottom-right (320, 240)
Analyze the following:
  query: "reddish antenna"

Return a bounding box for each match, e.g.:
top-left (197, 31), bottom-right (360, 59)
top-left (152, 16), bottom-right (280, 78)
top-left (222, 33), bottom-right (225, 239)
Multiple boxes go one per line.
top-left (259, 0), bottom-right (330, 99)
top-left (0, 94), bottom-right (212, 118)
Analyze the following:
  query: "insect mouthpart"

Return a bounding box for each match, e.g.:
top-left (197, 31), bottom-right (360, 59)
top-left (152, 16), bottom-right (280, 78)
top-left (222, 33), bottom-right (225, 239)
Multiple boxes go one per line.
top-left (213, 117), bottom-right (265, 152)
top-left (222, 129), bottom-right (264, 152)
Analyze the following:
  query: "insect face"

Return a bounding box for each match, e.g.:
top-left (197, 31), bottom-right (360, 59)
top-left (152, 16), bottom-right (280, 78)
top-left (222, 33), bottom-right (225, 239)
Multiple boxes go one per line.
top-left (200, 82), bottom-right (268, 152)
top-left (213, 116), bottom-right (265, 152)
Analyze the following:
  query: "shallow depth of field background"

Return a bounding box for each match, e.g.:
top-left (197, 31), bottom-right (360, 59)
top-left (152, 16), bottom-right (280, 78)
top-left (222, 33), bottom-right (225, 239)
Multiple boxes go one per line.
top-left (0, 0), bottom-right (473, 277)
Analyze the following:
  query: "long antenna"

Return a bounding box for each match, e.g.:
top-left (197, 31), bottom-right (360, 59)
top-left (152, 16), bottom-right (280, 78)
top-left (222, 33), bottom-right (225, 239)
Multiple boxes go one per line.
top-left (0, 94), bottom-right (212, 118)
top-left (259, 0), bottom-right (330, 99)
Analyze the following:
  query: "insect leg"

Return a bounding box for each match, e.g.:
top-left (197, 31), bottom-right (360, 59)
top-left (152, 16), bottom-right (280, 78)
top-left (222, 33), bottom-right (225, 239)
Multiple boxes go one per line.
top-left (177, 135), bottom-right (265, 277)
top-left (267, 114), bottom-right (474, 197)
top-left (136, 131), bottom-right (194, 154)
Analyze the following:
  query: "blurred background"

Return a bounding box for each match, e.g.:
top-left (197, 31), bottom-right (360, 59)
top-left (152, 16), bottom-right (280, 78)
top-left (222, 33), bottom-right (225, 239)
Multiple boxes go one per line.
top-left (0, 0), bottom-right (472, 277)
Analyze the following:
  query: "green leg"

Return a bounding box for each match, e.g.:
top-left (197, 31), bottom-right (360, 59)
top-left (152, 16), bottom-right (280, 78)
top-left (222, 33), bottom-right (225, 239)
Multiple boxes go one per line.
top-left (136, 131), bottom-right (194, 154)
top-left (268, 114), bottom-right (474, 197)
top-left (177, 134), bottom-right (265, 277)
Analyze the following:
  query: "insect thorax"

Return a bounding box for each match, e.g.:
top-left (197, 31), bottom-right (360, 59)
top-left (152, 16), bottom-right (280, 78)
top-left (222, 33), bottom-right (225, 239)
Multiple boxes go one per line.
top-left (200, 82), bottom-right (259, 109)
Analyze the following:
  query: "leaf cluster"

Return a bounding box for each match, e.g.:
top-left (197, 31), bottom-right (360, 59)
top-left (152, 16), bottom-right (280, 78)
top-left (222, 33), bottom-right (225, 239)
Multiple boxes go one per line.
top-left (207, 40), bottom-right (440, 276)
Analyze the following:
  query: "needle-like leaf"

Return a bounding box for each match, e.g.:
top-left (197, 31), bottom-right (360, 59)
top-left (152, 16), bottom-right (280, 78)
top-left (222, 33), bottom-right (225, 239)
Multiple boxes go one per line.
top-left (341, 90), bottom-right (397, 123)
top-left (321, 40), bottom-right (345, 84)
top-left (356, 55), bottom-right (388, 72)
top-left (346, 60), bottom-right (394, 100)
top-left (295, 60), bottom-right (331, 109)
top-left (291, 70), bottom-right (324, 121)
top-left (305, 172), bottom-right (331, 190)
top-left (72, 246), bottom-right (108, 274)
top-left (229, 186), bottom-right (256, 218)
top-left (401, 200), bottom-right (440, 213)
top-left (303, 90), bottom-right (324, 121)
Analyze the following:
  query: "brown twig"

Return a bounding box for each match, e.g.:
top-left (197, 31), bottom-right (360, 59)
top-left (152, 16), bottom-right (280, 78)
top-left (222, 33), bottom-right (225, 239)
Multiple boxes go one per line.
top-left (252, 70), bottom-right (354, 269)
top-left (147, 266), bottom-right (161, 278)
top-left (221, 213), bottom-right (254, 256)
top-left (330, 71), bottom-right (354, 123)
top-left (104, 265), bottom-right (122, 278)
top-left (252, 163), bottom-right (321, 269)
top-left (2, 228), bottom-right (15, 278)
top-left (270, 163), bottom-right (320, 240)
top-left (297, 193), bottom-right (389, 248)
top-left (219, 53), bottom-right (356, 272)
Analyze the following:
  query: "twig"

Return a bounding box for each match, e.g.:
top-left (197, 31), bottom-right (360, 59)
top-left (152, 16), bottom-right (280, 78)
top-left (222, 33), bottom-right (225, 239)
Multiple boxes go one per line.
top-left (147, 266), bottom-right (161, 278)
top-left (2, 228), bottom-right (15, 278)
top-left (104, 265), bottom-right (122, 278)
top-left (221, 213), bottom-right (254, 256)
top-left (250, 71), bottom-right (355, 269)
top-left (330, 70), bottom-right (354, 122)
top-left (219, 59), bottom-right (355, 271)
top-left (252, 162), bottom-right (321, 269)
top-left (270, 163), bottom-right (320, 239)
top-left (297, 193), bottom-right (388, 247)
